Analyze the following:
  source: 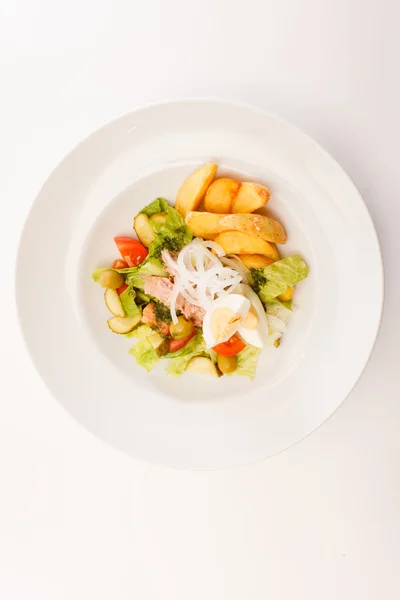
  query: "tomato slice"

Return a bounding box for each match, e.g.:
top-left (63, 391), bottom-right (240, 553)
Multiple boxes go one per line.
top-left (114, 237), bottom-right (148, 267)
top-left (169, 330), bottom-right (196, 353)
top-left (213, 334), bottom-right (246, 356)
top-left (116, 283), bottom-right (128, 295)
top-left (112, 259), bottom-right (129, 269)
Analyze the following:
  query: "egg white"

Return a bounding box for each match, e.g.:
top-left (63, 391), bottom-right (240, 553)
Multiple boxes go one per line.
top-left (235, 283), bottom-right (270, 348)
top-left (202, 294), bottom-right (251, 348)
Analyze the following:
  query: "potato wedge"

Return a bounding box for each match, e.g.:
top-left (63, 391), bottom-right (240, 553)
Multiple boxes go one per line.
top-left (214, 231), bottom-right (280, 261)
top-left (185, 356), bottom-right (219, 377)
top-left (185, 211), bottom-right (286, 244)
top-left (204, 178), bottom-right (241, 213)
top-left (238, 254), bottom-right (275, 269)
top-left (232, 182), bottom-right (270, 213)
top-left (278, 286), bottom-right (294, 302)
top-left (175, 163), bottom-right (217, 217)
top-left (133, 213), bottom-right (155, 247)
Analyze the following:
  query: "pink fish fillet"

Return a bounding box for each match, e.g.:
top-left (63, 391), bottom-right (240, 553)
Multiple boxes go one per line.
top-left (143, 276), bottom-right (205, 327)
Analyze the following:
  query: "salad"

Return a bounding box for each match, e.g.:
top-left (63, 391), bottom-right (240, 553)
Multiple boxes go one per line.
top-left (92, 164), bottom-right (309, 378)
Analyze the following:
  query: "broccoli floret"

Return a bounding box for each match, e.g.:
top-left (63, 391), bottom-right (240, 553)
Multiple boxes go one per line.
top-left (250, 268), bottom-right (268, 294)
top-left (153, 302), bottom-right (172, 323)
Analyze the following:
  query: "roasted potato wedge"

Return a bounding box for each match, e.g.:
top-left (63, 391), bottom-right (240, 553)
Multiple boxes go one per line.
top-left (214, 231), bottom-right (280, 261)
top-left (238, 254), bottom-right (275, 269)
top-left (133, 213), bottom-right (155, 247)
top-left (232, 182), bottom-right (270, 213)
top-left (204, 178), bottom-right (241, 213)
top-left (175, 163), bottom-right (217, 217)
top-left (278, 286), bottom-right (294, 302)
top-left (185, 211), bottom-right (286, 244)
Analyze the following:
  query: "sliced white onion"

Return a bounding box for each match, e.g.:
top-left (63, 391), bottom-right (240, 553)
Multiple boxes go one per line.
top-left (200, 239), bottom-right (225, 257)
top-left (162, 239), bottom-right (243, 315)
top-left (221, 255), bottom-right (251, 285)
top-left (267, 314), bottom-right (287, 334)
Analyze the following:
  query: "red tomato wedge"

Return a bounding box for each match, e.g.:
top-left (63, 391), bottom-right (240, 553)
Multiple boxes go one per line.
top-left (116, 283), bottom-right (128, 296)
top-left (112, 259), bottom-right (129, 269)
top-left (213, 334), bottom-right (245, 356)
top-left (114, 237), bottom-right (148, 267)
top-left (169, 330), bottom-right (196, 353)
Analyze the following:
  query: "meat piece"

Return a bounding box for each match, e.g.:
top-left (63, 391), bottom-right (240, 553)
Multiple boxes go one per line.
top-left (142, 302), bottom-right (170, 336)
top-left (161, 250), bottom-right (180, 278)
top-left (143, 276), bottom-right (173, 305)
top-left (143, 276), bottom-right (205, 327)
top-left (178, 301), bottom-right (205, 328)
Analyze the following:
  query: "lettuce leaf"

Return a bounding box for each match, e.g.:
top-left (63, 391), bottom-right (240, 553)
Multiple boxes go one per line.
top-left (139, 198), bottom-right (170, 217)
top-left (138, 198), bottom-right (192, 260)
top-left (231, 345), bottom-right (260, 380)
top-left (165, 332), bottom-right (211, 377)
top-left (119, 286), bottom-right (141, 318)
top-left (128, 324), bottom-right (160, 371)
top-left (92, 257), bottom-right (167, 288)
top-left (126, 257), bottom-right (168, 290)
top-left (251, 255), bottom-right (309, 304)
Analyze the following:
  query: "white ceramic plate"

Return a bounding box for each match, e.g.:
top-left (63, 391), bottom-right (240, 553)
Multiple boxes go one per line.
top-left (16, 100), bottom-right (383, 469)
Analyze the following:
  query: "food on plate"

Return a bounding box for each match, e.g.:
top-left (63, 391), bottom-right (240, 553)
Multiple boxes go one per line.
top-left (92, 164), bottom-right (309, 379)
top-left (204, 178), bottom-right (242, 213)
top-left (114, 236), bottom-right (148, 267)
top-left (133, 213), bottom-right (155, 247)
top-left (107, 315), bottom-right (142, 334)
top-left (186, 356), bottom-right (220, 377)
top-left (278, 286), bottom-right (294, 302)
top-left (104, 288), bottom-right (125, 317)
top-left (214, 231), bottom-right (280, 260)
top-left (237, 254), bottom-right (274, 269)
top-left (175, 163), bottom-right (217, 217)
top-left (232, 182), bottom-right (270, 213)
top-left (185, 211), bottom-right (287, 243)
top-left (99, 269), bottom-right (125, 289)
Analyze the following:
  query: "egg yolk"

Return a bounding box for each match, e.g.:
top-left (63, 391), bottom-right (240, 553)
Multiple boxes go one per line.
top-left (211, 307), bottom-right (243, 342)
top-left (242, 307), bottom-right (259, 330)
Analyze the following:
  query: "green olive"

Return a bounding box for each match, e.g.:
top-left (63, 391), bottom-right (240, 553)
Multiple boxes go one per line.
top-left (169, 316), bottom-right (194, 340)
top-left (99, 269), bottom-right (125, 289)
top-left (149, 212), bottom-right (168, 227)
top-left (217, 354), bottom-right (237, 374)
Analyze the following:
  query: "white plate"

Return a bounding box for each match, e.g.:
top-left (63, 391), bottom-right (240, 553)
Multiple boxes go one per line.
top-left (16, 100), bottom-right (383, 469)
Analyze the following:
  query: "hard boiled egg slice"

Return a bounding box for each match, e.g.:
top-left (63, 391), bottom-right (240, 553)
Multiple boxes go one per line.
top-left (235, 283), bottom-right (270, 348)
top-left (203, 294), bottom-right (251, 348)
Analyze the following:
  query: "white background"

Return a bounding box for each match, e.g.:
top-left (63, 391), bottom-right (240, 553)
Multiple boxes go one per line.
top-left (1, 1), bottom-right (399, 598)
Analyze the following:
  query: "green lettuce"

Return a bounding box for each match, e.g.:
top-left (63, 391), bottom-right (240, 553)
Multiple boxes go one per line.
top-left (139, 198), bottom-right (170, 217)
top-left (165, 332), bottom-right (212, 377)
top-left (230, 345), bottom-right (260, 380)
top-left (128, 325), bottom-right (160, 371)
top-left (139, 197), bottom-right (193, 260)
top-left (251, 255), bottom-right (309, 304)
top-left (126, 257), bottom-right (167, 290)
top-left (92, 257), bottom-right (167, 288)
top-left (119, 286), bottom-right (141, 318)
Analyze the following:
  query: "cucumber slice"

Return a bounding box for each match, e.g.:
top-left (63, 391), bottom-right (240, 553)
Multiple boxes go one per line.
top-left (133, 213), bottom-right (155, 247)
top-left (107, 315), bottom-right (141, 334)
top-left (104, 288), bottom-right (125, 317)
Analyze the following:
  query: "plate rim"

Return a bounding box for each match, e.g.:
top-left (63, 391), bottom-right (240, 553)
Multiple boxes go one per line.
top-left (15, 97), bottom-right (385, 468)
